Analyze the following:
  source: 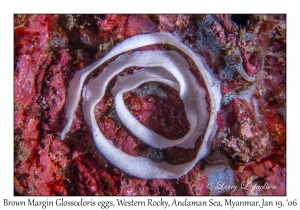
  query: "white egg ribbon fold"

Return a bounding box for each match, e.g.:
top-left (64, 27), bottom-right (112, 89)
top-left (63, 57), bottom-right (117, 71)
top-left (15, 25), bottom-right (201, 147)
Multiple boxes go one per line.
top-left (61, 33), bottom-right (221, 179)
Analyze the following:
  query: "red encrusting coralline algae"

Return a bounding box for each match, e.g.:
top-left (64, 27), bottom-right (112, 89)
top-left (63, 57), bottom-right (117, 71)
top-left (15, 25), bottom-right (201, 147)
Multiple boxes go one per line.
top-left (14, 14), bottom-right (286, 195)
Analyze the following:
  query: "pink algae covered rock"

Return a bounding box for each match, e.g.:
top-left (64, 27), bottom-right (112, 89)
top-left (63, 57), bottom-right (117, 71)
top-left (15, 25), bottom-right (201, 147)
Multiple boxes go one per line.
top-left (233, 158), bottom-right (286, 196)
top-left (15, 135), bottom-right (69, 195)
top-left (125, 15), bottom-right (158, 37)
top-left (67, 153), bottom-right (121, 196)
top-left (219, 98), bottom-right (270, 165)
top-left (14, 15), bottom-right (55, 195)
top-left (158, 15), bottom-right (178, 32)
top-left (42, 49), bottom-right (72, 132)
top-left (14, 14), bottom-right (286, 196)
top-left (14, 15), bottom-right (52, 126)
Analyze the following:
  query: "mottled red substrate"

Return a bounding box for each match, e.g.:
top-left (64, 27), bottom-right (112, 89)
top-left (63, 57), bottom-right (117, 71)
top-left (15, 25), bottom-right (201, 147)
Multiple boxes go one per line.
top-left (14, 14), bottom-right (286, 195)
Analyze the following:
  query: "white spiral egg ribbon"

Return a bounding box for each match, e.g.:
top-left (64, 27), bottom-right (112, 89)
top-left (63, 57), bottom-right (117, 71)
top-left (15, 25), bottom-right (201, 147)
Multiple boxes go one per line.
top-left (61, 32), bottom-right (221, 179)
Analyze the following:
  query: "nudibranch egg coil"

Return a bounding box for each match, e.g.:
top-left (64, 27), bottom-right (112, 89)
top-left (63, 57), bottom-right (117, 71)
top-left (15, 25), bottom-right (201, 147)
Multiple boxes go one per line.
top-left (61, 32), bottom-right (221, 179)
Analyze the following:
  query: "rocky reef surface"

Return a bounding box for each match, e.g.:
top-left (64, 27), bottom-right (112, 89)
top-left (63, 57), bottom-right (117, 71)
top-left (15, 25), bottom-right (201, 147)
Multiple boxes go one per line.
top-left (14, 14), bottom-right (286, 195)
